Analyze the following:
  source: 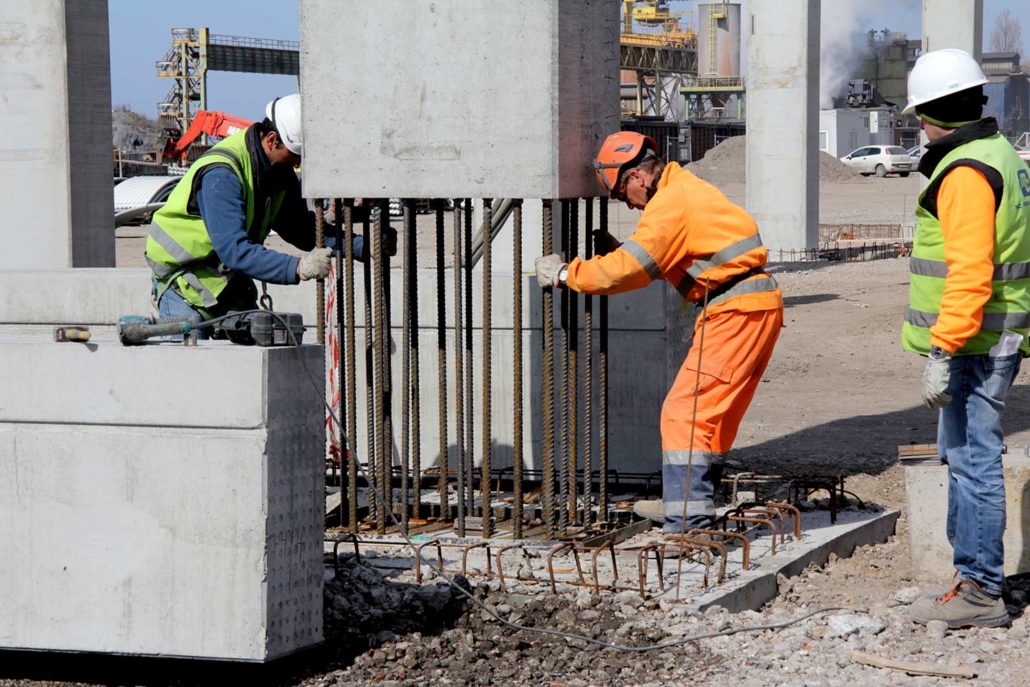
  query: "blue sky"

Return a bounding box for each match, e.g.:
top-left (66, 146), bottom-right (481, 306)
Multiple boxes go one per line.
top-left (109, 0), bottom-right (1030, 120)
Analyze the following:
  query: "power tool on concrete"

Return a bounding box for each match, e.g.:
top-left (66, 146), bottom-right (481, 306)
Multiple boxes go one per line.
top-left (117, 311), bottom-right (306, 347)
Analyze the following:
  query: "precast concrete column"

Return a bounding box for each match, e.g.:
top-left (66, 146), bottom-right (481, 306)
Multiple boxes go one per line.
top-left (922, 0), bottom-right (984, 58)
top-left (745, 0), bottom-right (820, 257)
top-left (0, 0), bottom-right (115, 268)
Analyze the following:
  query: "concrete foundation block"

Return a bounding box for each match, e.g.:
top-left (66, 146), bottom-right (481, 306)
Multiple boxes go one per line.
top-left (0, 342), bottom-right (325, 661)
top-left (906, 456), bottom-right (1030, 584)
top-left (298, 0), bottom-right (621, 199)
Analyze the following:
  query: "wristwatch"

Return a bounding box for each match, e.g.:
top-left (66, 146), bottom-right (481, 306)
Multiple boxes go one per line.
top-left (929, 346), bottom-right (949, 361)
top-left (557, 266), bottom-right (569, 287)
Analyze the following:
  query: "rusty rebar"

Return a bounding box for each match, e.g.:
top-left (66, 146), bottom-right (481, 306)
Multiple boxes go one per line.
top-left (382, 207), bottom-right (394, 520)
top-left (373, 203), bottom-right (388, 533)
top-left (436, 204), bottom-right (449, 522)
top-left (344, 201), bottom-right (358, 533)
top-left (583, 198), bottom-right (594, 527)
top-left (316, 201), bottom-right (325, 346)
top-left (363, 213), bottom-right (377, 528)
top-left (480, 199), bottom-right (493, 537)
top-left (401, 200), bottom-right (413, 533)
top-left (332, 199), bottom-right (347, 528)
top-left (410, 207), bottom-right (422, 521)
top-left (464, 199), bottom-right (475, 518)
top-left (541, 200), bottom-right (556, 535)
top-left (598, 199), bottom-right (610, 524)
top-left (568, 199), bottom-right (579, 525)
top-left (559, 200), bottom-right (570, 536)
top-left (512, 199), bottom-right (524, 539)
top-left (454, 201), bottom-right (466, 536)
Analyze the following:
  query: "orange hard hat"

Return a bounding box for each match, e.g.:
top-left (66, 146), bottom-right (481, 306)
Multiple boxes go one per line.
top-left (593, 131), bottom-right (659, 198)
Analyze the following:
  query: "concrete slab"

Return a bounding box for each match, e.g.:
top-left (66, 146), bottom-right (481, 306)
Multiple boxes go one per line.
top-left (906, 456), bottom-right (1030, 584)
top-left (0, 344), bottom-right (324, 661)
top-left (298, 0), bottom-right (620, 199)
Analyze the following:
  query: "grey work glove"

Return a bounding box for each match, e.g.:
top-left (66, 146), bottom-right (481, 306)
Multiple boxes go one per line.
top-left (922, 350), bottom-right (952, 409)
top-left (593, 229), bottom-right (622, 256)
top-left (535, 254), bottom-right (567, 289)
top-left (298, 247), bottom-right (333, 281)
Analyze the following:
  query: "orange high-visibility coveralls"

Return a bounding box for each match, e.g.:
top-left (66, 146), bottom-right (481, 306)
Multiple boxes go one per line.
top-left (565, 162), bottom-right (784, 532)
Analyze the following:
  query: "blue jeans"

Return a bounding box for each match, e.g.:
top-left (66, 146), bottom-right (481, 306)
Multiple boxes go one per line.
top-left (152, 277), bottom-right (211, 339)
top-left (938, 352), bottom-right (1021, 597)
top-left (151, 277), bottom-right (258, 341)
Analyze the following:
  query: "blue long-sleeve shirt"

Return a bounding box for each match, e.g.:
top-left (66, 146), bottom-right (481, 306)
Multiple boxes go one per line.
top-left (196, 154), bottom-right (366, 284)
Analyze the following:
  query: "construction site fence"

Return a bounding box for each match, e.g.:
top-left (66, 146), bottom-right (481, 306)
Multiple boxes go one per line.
top-left (818, 222), bottom-right (914, 242)
top-left (774, 240), bottom-right (912, 264)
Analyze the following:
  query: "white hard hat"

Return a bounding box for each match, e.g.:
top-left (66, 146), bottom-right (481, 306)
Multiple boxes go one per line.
top-left (266, 94), bottom-right (303, 155)
top-left (903, 49), bottom-right (988, 115)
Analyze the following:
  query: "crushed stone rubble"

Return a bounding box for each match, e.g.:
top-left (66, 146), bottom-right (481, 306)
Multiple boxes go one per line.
top-left (685, 135), bottom-right (861, 187)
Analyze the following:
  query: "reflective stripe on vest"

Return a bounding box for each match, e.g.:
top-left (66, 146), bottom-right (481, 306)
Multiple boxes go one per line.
top-left (621, 239), bottom-right (663, 280)
top-left (910, 257), bottom-right (1030, 281)
top-left (675, 234), bottom-right (765, 298)
top-left (708, 274), bottom-right (779, 307)
top-left (906, 308), bottom-right (1030, 331)
top-left (182, 271), bottom-right (219, 308)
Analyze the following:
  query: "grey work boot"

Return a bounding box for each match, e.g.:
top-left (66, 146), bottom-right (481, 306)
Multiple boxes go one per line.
top-left (909, 578), bottom-right (1010, 629)
top-left (633, 499), bottom-right (664, 525)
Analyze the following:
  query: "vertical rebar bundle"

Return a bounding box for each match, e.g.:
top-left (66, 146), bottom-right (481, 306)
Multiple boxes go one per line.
top-left (541, 200), bottom-right (556, 536)
top-left (344, 201), bottom-right (358, 533)
top-left (480, 198), bottom-right (493, 537)
top-left (463, 199), bottom-right (475, 519)
top-left (453, 201), bottom-right (466, 536)
top-left (436, 204), bottom-right (449, 522)
top-left (598, 199), bottom-right (610, 524)
top-left (512, 200), bottom-right (524, 539)
top-left (400, 200), bottom-right (413, 533)
top-left (583, 198), bottom-right (594, 527)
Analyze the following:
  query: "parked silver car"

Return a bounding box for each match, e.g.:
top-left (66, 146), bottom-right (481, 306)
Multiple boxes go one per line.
top-left (840, 145), bottom-right (914, 178)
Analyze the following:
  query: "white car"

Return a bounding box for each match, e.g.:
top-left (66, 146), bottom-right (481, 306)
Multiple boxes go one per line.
top-left (840, 145), bottom-right (914, 178)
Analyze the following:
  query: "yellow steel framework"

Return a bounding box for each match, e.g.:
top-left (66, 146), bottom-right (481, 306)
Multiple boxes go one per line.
top-left (620, 1), bottom-right (699, 116)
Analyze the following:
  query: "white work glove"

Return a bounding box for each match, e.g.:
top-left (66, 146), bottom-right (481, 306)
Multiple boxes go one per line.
top-left (297, 247), bottom-right (332, 281)
top-left (535, 254), bottom-right (567, 289)
top-left (922, 348), bottom-right (952, 409)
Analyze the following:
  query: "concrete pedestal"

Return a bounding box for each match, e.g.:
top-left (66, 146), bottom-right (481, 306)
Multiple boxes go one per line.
top-left (298, 0), bottom-right (620, 199)
top-left (905, 456), bottom-right (1030, 584)
top-left (0, 338), bottom-right (325, 661)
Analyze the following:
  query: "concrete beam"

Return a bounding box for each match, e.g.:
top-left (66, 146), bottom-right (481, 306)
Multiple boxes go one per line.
top-left (0, 1), bottom-right (114, 268)
top-left (298, 0), bottom-right (621, 199)
top-left (745, 0), bottom-right (820, 254)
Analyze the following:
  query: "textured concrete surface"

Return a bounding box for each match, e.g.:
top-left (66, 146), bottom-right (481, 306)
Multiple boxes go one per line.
top-left (906, 456), bottom-right (1030, 583)
top-left (745, 0), bottom-right (820, 253)
top-left (0, 0), bottom-right (114, 268)
top-left (0, 343), bottom-right (324, 661)
top-left (298, 0), bottom-right (621, 199)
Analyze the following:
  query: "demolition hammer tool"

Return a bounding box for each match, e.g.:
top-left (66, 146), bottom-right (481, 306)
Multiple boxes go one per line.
top-left (117, 315), bottom-right (201, 345)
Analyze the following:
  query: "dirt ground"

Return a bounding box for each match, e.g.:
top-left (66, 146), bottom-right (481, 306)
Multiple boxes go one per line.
top-left (26, 175), bottom-right (1030, 686)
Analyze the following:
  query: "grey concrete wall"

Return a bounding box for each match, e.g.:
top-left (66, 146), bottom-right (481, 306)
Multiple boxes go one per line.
top-left (0, 0), bottom-right (114, 269)
top-left (0, 343), bottom-right (323, 660)
top-left (745, 0), bottom-right (820, 254)
top-left (298, 0), bottom-right (620, 199)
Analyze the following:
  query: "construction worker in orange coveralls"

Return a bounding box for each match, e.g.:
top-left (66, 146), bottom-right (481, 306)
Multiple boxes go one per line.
top-left (535, 132), bottom-right (784, 533)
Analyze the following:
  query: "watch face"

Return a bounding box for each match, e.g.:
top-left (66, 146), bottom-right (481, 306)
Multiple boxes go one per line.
top-left (930, 346), bottom-right (947, 360)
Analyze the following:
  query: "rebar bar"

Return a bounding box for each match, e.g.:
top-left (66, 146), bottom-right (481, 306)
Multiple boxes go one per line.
top-left (512, 200), bottom-right (524, 539)
top-left (344, 201), bottom-right (358, 533)
top-left (410, 204), bottom-right (422, 522)
top-left (373, 204), bottom-right (388, 534)
top-left (454, 200), bottom-right (466, 536)
top-left (436, 203), bottom-right (450, 522)
top-left (598, 199), bottom-right (610, 524)
top-left (382, 208), bottom-right (395, 519)
top-left (363, 213), bottom-right (377, 528)
top-left (568, 200), bottom-right (579, 526)
top-left (463, 198), bottom-right (475, 518)
top-left (559, 200), bottom-right (570, 536)
top-left (401, 200), bottom-right (413, 533)
top-left (316, 202), bottom-right (325, 346)
top-left (333, 199), bottom-right (347, 529)
top-left (583, 198), bottom-right (594, 527)
top-left (480, 198), bottom-right (493, 538)
top-left (541, 200), bottom-right (556, 535)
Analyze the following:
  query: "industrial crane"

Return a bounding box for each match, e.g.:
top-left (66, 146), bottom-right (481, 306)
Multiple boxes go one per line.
top-left (161, 110), bottom-right (253, 164)
top-left (622, 1), bottom-right (686, 36)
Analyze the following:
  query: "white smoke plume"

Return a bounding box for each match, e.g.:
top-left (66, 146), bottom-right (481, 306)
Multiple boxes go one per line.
top-left (820, 0), bottom-right (921, 108)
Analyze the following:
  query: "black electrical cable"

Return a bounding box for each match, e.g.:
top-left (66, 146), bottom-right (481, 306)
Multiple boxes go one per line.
top-left (254, 309), bottom-right (867, 654)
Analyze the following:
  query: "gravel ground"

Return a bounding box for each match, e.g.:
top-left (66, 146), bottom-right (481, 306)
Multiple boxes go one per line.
top-left (685, 135), bottom-right (861, 186)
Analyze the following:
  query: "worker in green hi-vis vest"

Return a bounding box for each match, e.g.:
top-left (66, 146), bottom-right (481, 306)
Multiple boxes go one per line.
top-left (902, 50), bottom-right (1030, 630)
top-left (146, 94), bottom-right (396, 335)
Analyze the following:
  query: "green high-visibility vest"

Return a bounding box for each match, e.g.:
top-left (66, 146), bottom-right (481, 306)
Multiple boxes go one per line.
top-left (902, 127), bottom-right (1030, 356)
top-left (146, 129), bottom-right (286, 311)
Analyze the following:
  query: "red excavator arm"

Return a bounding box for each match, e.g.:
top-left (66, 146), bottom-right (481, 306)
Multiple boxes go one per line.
top-left (162, 111), bottom-right (254, 164)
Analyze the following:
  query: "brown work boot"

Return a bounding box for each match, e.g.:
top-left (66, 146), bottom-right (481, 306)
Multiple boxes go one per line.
top-left (909, 578), bottom-right (1010, 629)
top-left (633, 499), bottom-right (664, 525)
